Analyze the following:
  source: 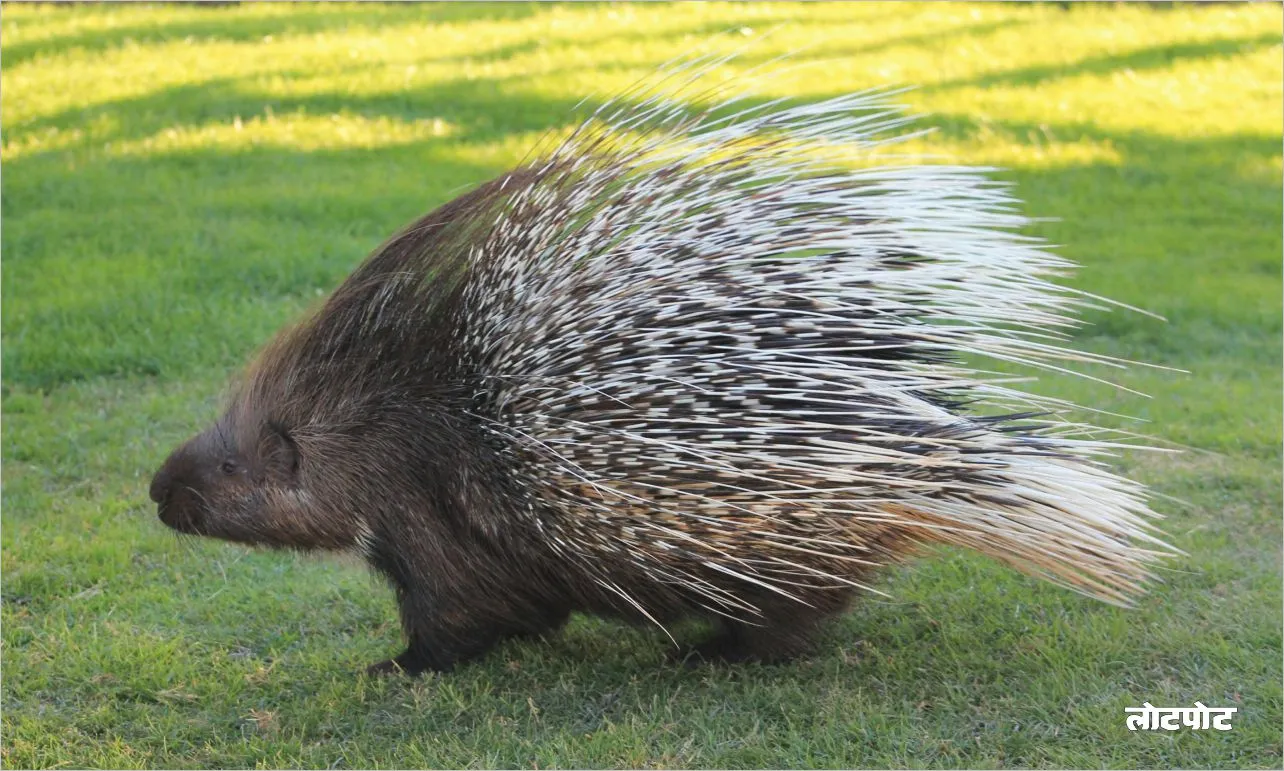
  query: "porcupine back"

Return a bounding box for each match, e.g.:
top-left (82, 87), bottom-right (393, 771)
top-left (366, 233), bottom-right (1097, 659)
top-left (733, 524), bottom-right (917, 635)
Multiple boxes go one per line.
top-left (420, 63), bottom-right (1173, 625)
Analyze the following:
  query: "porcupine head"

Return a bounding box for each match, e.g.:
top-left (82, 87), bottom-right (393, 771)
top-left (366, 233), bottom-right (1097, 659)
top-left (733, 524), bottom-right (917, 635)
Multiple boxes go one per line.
top-left (148, 182), bottom-right (500, 555)
top-left (150, 61), bottom-right (1174, 675)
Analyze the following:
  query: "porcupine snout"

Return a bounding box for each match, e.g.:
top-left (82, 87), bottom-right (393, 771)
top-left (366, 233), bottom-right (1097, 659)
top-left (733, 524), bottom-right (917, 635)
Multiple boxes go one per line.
top-left (151, 447), bottom-right (194, 531)
top-left (149, 459), bottom-right (174, 505)
top-left (149, 437), bottom-right (214, 535)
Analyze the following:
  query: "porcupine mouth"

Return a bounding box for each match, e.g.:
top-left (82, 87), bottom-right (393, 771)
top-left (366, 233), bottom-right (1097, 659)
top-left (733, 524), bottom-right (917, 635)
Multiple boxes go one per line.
top-left (156, 496), bottom-right (207, 536)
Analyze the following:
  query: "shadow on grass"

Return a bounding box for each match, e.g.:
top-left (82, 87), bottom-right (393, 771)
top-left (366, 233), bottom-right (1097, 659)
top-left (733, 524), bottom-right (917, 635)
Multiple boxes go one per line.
top-left (0, 2), bottom-right (548, 68)
top-left (2, 2), bottom-right (903, 74)
top-left (923, 31), bottom-right (1282, 91)
top-left (6, 9), bottom-right (1035, 145)
top-left (9, 69), bottom-right (591, 152)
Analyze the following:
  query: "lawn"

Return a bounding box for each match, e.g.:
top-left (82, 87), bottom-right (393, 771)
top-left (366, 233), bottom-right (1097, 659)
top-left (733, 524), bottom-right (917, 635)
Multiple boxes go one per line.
top-left (2, 2), bottom-right (1281, 768)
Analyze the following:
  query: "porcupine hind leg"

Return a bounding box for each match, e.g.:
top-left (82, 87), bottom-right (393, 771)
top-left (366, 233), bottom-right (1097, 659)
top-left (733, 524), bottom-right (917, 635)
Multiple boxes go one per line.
top-left (502, 607), bottom-right (572, 643)
top-left (678, 589), bottom-right (857, 665)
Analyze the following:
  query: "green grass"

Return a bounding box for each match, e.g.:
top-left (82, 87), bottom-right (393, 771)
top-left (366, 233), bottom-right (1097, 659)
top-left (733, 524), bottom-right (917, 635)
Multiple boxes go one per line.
top-left (2, 2), bottom-right (1280, 768)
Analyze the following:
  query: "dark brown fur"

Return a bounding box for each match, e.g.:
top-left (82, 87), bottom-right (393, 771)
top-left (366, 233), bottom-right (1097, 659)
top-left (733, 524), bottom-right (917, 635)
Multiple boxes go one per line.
top-left (150, 172), bottom-right (905, 674)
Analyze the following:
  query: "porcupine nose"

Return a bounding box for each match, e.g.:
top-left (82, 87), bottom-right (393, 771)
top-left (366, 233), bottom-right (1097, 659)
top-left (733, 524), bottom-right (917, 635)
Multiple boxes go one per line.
top-left (149, 460), bottom-right (174, 505)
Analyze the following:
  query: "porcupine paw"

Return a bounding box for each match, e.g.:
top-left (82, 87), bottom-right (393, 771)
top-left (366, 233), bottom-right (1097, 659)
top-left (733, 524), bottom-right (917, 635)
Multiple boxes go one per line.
top-left (366, 658), bottom-right (412, 676)
top-left (672, 624), bottom-right (815, 667)
top-left (365, 648), bottom-right (441, 676)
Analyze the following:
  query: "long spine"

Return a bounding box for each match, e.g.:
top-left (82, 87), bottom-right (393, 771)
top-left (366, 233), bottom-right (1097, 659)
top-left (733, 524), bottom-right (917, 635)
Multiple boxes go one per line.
top-left (444, 62), bottom-right (1172, 618)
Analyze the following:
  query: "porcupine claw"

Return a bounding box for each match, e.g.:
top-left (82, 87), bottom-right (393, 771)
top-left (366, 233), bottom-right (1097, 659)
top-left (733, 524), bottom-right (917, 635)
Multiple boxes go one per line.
top-left (365, 653), bottom-right (431, 677)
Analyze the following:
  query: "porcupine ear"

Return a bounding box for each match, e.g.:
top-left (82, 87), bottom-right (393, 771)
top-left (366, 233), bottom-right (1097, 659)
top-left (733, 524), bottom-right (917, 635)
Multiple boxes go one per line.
top-left (259, 420), bottom-right (300, 484)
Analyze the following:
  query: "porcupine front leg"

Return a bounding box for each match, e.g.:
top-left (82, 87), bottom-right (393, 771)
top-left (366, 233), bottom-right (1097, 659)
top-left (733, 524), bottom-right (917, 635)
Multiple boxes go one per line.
top-left (368, 595), bottom-right (572, 675)
top-left (359, 532), bottom-right (501, 674)
top-left (364, 544), bottom-right (573, 674)
top-left (365, 577), bottom-right (514, 675)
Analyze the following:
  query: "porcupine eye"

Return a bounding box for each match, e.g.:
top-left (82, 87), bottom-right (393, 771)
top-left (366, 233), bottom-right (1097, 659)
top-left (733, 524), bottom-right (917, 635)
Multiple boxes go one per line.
top-left (219, 459), bottom-right (239, 476)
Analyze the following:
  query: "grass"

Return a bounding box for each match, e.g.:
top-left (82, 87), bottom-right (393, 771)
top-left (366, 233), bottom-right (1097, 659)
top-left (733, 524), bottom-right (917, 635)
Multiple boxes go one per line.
top-left (2, 2), bottom-right (1280, 768)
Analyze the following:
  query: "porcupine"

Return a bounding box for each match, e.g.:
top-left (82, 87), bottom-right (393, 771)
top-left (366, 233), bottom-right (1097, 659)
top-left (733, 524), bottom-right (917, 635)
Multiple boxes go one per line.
top-left (148, 62), bottom-right (1173, 675)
